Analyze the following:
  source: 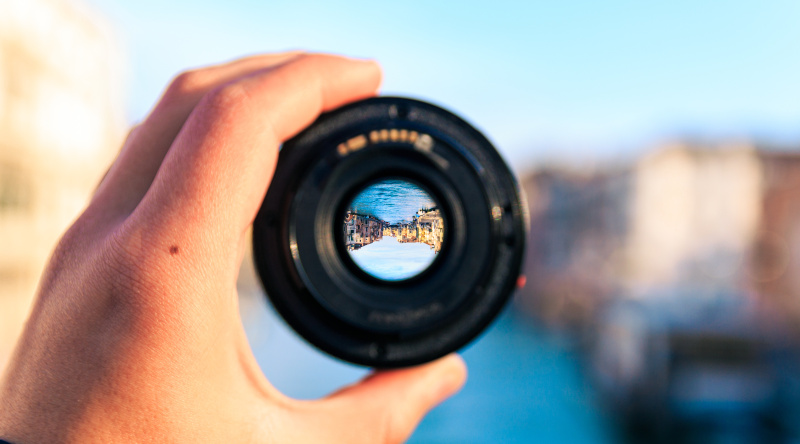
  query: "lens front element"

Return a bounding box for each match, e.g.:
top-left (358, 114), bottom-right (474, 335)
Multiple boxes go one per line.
top-left (344, 180), bottom-right (444, 281)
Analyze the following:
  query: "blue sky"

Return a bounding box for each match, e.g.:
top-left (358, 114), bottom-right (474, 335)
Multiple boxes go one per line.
top-left (86, 0), bottom-right (800, 168)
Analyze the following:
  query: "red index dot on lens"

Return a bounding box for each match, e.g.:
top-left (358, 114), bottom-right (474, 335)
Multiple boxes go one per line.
top-left (516, 275), bottom-right (526, 289)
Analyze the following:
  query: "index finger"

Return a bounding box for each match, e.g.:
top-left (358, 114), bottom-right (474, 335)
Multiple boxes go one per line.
top-left (92, 52), bottom-right (305, 218)
top-left (127, 54), bottom-right (382, 257)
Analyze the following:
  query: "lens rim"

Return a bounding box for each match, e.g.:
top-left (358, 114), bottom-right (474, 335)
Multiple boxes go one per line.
top-left (291, 143), bottom-right (485, 334)
top-left (252, 97), bottom-right (526, 368)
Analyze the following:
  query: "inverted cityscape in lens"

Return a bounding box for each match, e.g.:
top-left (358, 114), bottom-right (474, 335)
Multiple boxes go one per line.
top-left (343, 179), bottom-right (444, 281)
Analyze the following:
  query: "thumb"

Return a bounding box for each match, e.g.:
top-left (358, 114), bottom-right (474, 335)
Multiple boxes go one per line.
top-left (324, 354), bottom-right (467, 444)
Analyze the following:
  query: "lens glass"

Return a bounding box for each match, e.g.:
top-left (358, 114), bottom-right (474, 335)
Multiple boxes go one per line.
top-left (343, 179), bottom-right (444, 281)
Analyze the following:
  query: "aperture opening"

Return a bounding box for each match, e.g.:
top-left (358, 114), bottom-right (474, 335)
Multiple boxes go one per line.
top-left (342, 179), bottom-right (446, 282)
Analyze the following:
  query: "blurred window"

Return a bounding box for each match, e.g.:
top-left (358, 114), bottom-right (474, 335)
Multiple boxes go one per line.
top-left (0, 164), bottom-right (32, 212)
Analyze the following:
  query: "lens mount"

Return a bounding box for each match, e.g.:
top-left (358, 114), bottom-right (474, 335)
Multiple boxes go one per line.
top-left (252, 97), bottom-right (526, 368)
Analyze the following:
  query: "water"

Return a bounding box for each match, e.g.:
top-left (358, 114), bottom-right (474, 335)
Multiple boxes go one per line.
top-left (240, 288), bottom-right (615, 443)
top-left (350, 236), bottom-right (436, 280)
top-left (348, 179), bottom-right (436, 224)
top-left (408, 308), bottom-right (615, 444)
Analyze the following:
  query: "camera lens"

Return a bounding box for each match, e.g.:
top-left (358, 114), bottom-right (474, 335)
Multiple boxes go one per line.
top-left (252, 97), bottom-right (526, 368)
top-left (344, 179), bottom-right (444, 281)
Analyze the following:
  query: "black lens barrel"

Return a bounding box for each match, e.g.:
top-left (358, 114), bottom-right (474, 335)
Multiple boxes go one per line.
top-left (252, 97), bottom-right (526, 368)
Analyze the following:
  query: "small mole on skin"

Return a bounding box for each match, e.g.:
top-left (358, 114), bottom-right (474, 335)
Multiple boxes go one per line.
top-left (169, 245), bottom-right (179, 255)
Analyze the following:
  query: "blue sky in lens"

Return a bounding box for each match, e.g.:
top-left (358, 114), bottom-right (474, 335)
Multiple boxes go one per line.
top-left (87, 0), bottom-right (800, 168)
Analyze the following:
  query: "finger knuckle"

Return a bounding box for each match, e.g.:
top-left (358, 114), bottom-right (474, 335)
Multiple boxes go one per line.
top-left (188, 81), bottom-right (257, 137)
top-left (289, 53), bottom-right (334, 70)
top-left (201, 81), bottom-right (252, 117)
top-left (266, 53), bottom-right (330, 84)
top-left (169, 69), bottom-right (206, 93)
top-left (162, 69), bottom-right (208, 102)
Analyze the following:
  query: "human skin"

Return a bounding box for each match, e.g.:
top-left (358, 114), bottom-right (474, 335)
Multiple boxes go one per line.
top-left (0, 53), bottom-right (467, 443)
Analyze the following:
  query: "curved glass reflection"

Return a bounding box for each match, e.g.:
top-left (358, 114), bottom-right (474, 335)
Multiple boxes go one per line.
top-left (343, 179), bottom-right (444, 281)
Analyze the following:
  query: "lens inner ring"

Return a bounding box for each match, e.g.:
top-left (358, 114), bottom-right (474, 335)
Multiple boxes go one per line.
top-left (290, 140), bottom-right (491, 333)
top-left (252, 97), bottom-right (527, 367)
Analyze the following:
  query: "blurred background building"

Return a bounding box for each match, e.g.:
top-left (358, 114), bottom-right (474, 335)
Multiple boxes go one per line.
top-left (519, 144), bottom-right (800, 330)
top-left (519, 144), bottom-right (800, 441)
top-left (0, 0), bottom-right (124, 369)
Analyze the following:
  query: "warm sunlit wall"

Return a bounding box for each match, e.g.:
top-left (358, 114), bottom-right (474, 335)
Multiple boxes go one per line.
top-left (0, 0), bottom-right (124, 369)
top-left (624, 143), bottom-right (763, 293)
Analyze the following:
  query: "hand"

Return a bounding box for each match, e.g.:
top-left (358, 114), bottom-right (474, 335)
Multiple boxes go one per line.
top-left (0, 53), bottom-right (466, 443)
